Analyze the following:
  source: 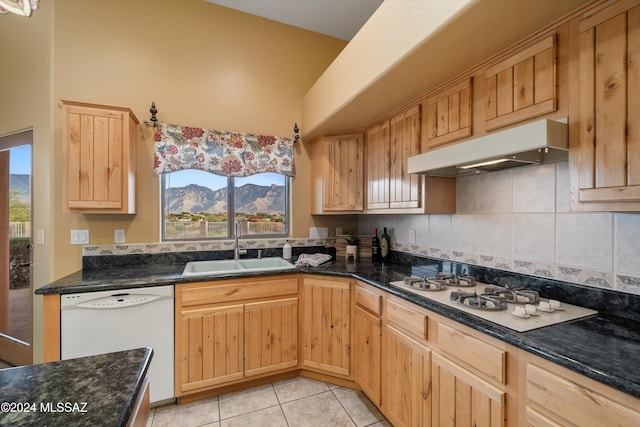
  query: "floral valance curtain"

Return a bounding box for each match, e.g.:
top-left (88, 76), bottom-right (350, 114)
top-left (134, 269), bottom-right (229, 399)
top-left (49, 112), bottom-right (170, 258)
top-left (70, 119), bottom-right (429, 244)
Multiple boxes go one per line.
top-left (153, 122), bottom-right (296, 177)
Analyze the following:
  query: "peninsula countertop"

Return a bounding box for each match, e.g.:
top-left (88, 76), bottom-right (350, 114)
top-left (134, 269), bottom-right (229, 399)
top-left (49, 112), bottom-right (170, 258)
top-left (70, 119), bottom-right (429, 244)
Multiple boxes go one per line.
top-left (0, 347), bottom-right (152, 426)
top-left (34, 257), bottom-right (640, 400)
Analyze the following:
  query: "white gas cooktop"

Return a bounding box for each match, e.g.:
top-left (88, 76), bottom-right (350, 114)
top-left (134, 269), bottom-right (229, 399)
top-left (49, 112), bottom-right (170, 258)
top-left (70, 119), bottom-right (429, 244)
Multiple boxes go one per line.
top-left (389, 280), bottom-right (597, 332)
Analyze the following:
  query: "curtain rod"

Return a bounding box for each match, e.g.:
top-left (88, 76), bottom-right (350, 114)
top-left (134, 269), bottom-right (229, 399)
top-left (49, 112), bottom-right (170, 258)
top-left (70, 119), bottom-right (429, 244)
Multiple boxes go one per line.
top-left (143, 101), bottom-right (299, 143)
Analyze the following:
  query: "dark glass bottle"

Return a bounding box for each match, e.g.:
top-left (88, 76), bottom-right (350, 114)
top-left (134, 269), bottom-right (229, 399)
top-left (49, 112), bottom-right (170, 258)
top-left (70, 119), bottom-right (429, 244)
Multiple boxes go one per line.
top-left (372, 228), bottom-right (380, 261)
top-left (380, 227), bottom-right (390, 263)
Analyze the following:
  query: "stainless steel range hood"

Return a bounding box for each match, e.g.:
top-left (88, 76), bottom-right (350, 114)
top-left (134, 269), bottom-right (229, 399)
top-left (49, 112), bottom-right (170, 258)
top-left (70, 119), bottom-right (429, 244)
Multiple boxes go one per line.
top-left (408, 118), bottom-right (568, 176)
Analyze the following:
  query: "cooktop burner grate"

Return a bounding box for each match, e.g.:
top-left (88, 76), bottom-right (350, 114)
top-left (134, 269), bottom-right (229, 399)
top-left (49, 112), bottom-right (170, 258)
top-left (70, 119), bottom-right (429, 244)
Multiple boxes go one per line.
top-left (403, 277), bottom-right (448, 291)
top-left (434, 273), bottom-right (477, 287)
top-left (483, 285), bottom-right (540, 304)
top-left (450, 290), bottom-right (508, 311)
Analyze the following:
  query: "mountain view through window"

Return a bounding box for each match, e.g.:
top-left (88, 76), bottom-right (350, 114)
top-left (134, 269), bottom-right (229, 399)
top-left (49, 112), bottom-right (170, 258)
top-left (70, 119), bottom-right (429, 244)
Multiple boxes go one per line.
top-left (162, 170), bottom-right (288, 240)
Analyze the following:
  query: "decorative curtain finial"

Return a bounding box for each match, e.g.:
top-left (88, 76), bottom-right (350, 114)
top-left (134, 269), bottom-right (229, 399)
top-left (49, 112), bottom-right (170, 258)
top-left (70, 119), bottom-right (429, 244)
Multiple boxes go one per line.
top-left (293, 122), bottom-right (300, 143)
top-left (149, 102), bottom-right (158, 127)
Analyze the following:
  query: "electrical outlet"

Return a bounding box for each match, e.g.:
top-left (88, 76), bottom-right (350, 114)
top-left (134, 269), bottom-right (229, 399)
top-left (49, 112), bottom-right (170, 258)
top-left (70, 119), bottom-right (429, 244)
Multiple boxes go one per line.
top-left (409, 229), bottom-right (416, 243)
top-left (114, 229), bottom-right (125, 244)
top-left (70, 229), bottom-right (89, 245)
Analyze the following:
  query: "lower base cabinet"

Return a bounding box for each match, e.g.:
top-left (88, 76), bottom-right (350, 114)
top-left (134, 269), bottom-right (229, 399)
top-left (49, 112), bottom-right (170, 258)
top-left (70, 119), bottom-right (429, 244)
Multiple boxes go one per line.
top-left (175, 277), bottom-right (299, 396)
top-left (524, 356), bottom-right (640, 427)
top-left (301, 276), bottom-right (351, 377)
top-left (383, 324), bottom-right (432, 427)
top-left (432, 352), bottom-right (506, 427)
top-left (244, 298), bottom-right (299, 378)
top-left (354, 305), bottom-right (382, 405)
top-left (170, 274), bottom-right (638, 427)
top-left (178, 303), bottom-right (245, 394)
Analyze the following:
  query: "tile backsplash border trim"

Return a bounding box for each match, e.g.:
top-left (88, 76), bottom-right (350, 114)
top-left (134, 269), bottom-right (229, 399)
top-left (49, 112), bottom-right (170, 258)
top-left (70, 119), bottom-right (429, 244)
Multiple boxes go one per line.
top-left (83, 239), bottom-right (640, 297)
top-left (393, 242), bottom-right (640, 296)
top-left (82, 238), bottom-right (333, 256)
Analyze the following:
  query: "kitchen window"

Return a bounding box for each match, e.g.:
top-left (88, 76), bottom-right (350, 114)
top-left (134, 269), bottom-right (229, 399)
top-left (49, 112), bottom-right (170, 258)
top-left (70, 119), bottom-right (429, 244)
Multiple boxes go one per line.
top-left (161, 170), bottom-right (289, 241)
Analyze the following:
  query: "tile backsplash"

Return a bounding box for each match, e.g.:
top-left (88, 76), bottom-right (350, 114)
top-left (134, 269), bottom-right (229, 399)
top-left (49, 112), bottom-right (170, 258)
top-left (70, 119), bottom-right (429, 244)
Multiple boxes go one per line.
top-left (359, 161), bottom-right (640, 296)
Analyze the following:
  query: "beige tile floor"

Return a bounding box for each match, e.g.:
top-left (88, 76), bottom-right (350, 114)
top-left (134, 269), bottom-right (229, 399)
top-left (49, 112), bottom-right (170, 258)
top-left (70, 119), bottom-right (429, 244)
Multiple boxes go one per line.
top-left (148, 376), bottom-right (391, 427)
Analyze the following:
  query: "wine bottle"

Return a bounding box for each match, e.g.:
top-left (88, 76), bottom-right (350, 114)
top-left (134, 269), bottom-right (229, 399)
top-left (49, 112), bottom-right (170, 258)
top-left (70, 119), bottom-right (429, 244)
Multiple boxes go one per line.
top-left (380, 227), bottom-right (390, 263)
top-left (372, 228), bottom-right (380, 262)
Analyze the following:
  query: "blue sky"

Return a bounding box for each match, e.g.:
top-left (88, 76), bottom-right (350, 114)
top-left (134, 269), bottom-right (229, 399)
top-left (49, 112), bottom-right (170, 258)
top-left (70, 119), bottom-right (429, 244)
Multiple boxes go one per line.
top-left (9, 145), bottom-right (31, 175)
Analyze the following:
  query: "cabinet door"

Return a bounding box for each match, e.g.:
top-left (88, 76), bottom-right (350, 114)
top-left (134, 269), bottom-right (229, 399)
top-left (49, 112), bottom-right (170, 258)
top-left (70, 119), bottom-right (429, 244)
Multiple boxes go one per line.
top-left (432, 352), bottom-right (505, 427)
top-left (383, 324), bottom-right (431, 427)
top-left (570, 2), bottom-right (640, 209)
top-left (323, 134), bottom-right (365, 212)
top-left (63, 101), bottom-right (137, 214)
top-left (354, 305), bottom-right (381, 405)
top-left (526, 362), bottom-right (640, 427)
top-left (244, 297), bottom-right (298, 377)
top-left (389, 105), bottom-right (422, 209)
top-left (367, 122), bottom-right (391, 209)
top-left (424, 78), bottom-right (473, 150)
top-left (177, 304), bottom-right (244, 395)
top-left (485, 35), bottom-right (557, 131)
top-left (302, 277), bottom-right (351, 377)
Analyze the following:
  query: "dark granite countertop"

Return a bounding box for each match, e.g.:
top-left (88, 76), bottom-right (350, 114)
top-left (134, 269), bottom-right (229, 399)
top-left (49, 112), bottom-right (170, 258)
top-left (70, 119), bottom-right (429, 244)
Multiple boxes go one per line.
top-left (0, 347), bottom-right (152, 427)
top-left (34, 256), bottom-right (640, 400)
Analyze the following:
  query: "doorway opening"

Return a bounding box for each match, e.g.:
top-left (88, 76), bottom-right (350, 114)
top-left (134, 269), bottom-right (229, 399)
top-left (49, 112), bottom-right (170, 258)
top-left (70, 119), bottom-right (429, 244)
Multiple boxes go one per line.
top-left (0, 129), bottom-right (33, 366)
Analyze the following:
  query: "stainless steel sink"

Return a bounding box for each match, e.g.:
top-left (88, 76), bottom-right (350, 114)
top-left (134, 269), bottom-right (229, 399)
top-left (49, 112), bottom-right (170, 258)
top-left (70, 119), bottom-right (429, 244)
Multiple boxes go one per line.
top-left (182, 257), bottom-right (296, 277)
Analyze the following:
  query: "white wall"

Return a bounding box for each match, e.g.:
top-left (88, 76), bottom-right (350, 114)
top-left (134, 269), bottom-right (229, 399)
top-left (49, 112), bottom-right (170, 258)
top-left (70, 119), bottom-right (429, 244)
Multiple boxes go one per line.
top-left (359, 162), bottom-right (640, 296)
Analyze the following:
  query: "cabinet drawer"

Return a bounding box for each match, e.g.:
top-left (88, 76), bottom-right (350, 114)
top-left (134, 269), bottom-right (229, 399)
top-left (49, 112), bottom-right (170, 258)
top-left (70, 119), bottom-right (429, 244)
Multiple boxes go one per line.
top-left (355, 284), bottom-right (381, 316)
top-left (527, 363), bottom-right (640, 426)
top-left (386, 299), bottom-right (428, 341)
top-left (180, 277), bottom-right (298, 306)
top-left (438, 322), bottom-right (505, 383)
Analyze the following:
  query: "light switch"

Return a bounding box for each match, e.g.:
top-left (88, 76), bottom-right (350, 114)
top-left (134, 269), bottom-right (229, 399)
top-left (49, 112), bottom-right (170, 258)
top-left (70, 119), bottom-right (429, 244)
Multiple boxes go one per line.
top-left (71, 229), bottom-right (89, 245)
top-left (409, 230), bottom-right (416, 243)
top-left (36, 229), bottom-right (45, 245)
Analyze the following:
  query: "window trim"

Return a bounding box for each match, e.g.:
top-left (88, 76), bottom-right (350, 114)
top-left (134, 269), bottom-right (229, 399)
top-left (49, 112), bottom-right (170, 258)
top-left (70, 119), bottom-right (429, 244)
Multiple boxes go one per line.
top-left (160, 173), bottom-right (290, 241)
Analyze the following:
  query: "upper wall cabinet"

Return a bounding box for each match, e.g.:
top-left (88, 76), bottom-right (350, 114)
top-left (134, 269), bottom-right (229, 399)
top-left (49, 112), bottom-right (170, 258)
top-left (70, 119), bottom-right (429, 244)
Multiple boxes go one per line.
top-left (389, 105), bottom-right (422, 209)
top-left (569, 0), bottom-right (640, 211)
top-left (62, 101), bottom-right (138, 214)
top-left (484, 35), bottom-right (557, 131)
top-left (366, 105), bottom-right (456, 214)
top-left (310, 132), bottom-right (365, 214)
top-left (366, 121), bottom-right (390, 210)
top-left (423, 78), bottom-right (473, 150)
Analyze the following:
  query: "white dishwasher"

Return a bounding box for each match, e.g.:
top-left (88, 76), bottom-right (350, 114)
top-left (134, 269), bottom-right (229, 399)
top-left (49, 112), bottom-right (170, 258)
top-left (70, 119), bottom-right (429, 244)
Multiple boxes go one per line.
top-left (61, 286), bottom-right (174, 405)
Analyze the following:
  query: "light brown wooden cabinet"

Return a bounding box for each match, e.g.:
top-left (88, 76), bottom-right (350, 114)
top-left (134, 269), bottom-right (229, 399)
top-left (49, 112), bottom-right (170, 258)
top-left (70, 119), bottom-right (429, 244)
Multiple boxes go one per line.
top-left (244, 297), bottom-right (299, 378)
top-left (382, 297), bottom-right (432, 426)
top-left (175, 276), bottom-right (299, 396)
top-left (484, 34), bottom-right (557, 131)
top-left (353, 282), bottom-right (382, 405)
top-left (569, 0), bottom-right (640, 211)
top-left (380, 294), bottom-right (515, 426)
top-left (521, 351), bottom-right (640, 427)
top-left (432, 352), bottom-right (506, 427)
top-left (301, 276), bottom-right (351, 377)
top-left (367, 105), bottom-right (456, 214)
top-left (366, 122), bottom-right (390, 210)
top-left (177, 301), bottom-right (244, 394)
top-left (310, 133), bottom-right (365, 214)
top-left (62, 101), bottom-right (138, 214)
top-left (424, 78), bottom-right (473, 150)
